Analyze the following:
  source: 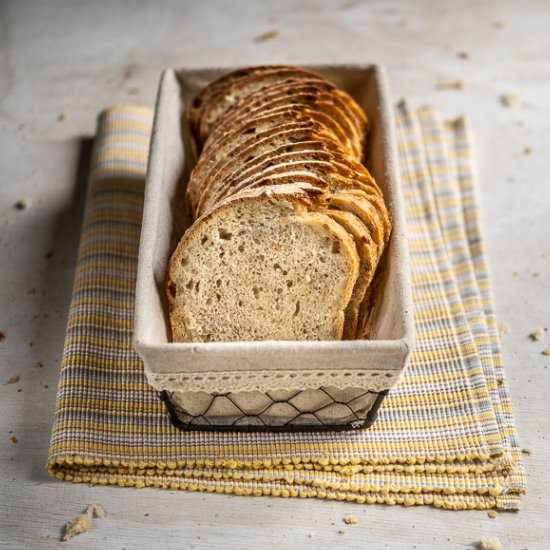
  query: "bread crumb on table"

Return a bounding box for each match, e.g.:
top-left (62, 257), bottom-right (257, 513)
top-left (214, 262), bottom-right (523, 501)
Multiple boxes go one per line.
top-left (522, 447), bottom-right (533, 455)
top-left (457, 51), bottom-right (470, 60)
top-left (523, 146), bottom-right (532, 156)
top-left (61, 504), bottom-right (106, 542)
top-left (478, 536), bottom-right (502, 550)
top-left (342, 514), bottom-right (358, 525)
top-left (4, 375), bottom-right (20, 385)
top-left (487, 510), bottom-right (498, 518)
top-left (500, 93), bottom-right (519, 107)
top-left (0, 330), bottom-right (5, 342)
top-left (14, 199), bottom-right (29, 211)
top-left (33, 361), bottom-right (43, 369)
top-left (435, 79), bottom-right (464, 90)
top-left (57, 113), bottom-right (65, 122)
top-left (338, 529), bottom-right (346, 535)
top-left (497, 321), bottom-right (510, 336)
top-left (254, 30), bottom-right (279, 43)
top-left (529, 328), bottom-right (544, 341)
top-left (542, 348), bottom-right (550, 356)
top-left (11, 435), bottom-right (18, 444)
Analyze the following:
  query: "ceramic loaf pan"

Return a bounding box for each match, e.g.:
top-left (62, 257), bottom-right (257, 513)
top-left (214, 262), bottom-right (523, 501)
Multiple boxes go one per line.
top-left (133, 64), bottom-right (415, 431)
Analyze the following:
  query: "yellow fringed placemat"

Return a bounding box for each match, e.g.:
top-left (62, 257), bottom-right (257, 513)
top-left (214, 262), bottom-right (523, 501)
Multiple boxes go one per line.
top-left (47, 102), bottom-right (526, 510)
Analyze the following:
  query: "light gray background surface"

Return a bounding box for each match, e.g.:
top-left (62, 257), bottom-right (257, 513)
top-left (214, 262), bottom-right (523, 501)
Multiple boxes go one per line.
top-left (1, 1), bottom-right (549, 548)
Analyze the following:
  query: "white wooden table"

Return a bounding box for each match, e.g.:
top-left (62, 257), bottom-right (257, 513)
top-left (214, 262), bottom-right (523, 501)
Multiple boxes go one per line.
top-left (1, 1), bottom-right (549, 548)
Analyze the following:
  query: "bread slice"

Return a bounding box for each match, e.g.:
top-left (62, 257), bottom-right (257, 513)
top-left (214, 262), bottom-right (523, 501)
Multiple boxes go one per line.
top-left (195, 137), bottom-right (337, 217)
top-left (186, 121), bottom-right (322, 215)
top-left (186, 109), bottom-right (351, 215)
top-left (166, 186), bottom-right (359, 342)
top-left (324, 209), bottom-right (378, 338)
top-left (203, 85), bottom-right (365, 159)
top-left (188, 65), bottom-right (315, 138)
top-left (196, 68), bottom-right (326, 144)
top-left (198, 147), bottom-right (337, 215)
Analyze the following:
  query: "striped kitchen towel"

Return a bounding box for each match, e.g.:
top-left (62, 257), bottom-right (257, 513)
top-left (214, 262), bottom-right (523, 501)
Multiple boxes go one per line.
top-left (47, 103), bottom-right (526, 510)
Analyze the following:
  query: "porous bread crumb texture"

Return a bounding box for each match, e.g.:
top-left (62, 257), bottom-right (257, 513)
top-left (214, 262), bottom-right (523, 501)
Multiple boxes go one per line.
top-left (478, 536), bottom-right (502, 550)
top-left (169, 197), bottom-right (355, 341)
top-left (487, 510), bottom-right (498, 518)
top-left (61, 504), bottom-right (106, 542)
top-left (168, 65), bottom-right (391, 342)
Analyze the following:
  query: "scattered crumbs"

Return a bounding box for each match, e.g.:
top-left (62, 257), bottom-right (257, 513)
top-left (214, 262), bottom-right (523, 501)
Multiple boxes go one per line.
top-left (492, 21), bottom-right (504, 30)
top-left (213, 513), bottom-right (219, 518)
top-left (0, 330), bottom-right (5, 342)
top-left (14, 199), bottom-right (29, 211)
top-left (17, 388), bottom-right (22, 393)
top-left (57, 113), bottom-right (65, 122)
top-left (61, 504), bottom-right (106, 542)
top-left (435, 79), bottom-right (464, 91)
top-left (4, 375), bottom-right (20, 385)
top-left (523, 146), bottom-right (532, 156)
top-left (512, 271), bottom-right (518, 277)
top-left (254, 30), bottom-right (279, 43)
top-left (128, 87), bottom-right (140, 96)
top-left (522, 447), bottom-right (533, 455)
top-left (487, 510), bottom-right (498, 518)
top-left (44, 384), bottom-right (49, 389)
top-left (500, 93), bottom-right (519, 107)
top-left (542, 348), bottom-right (550, 356)
top-left (479, 536), bottom-right (502, 550)
top-left (497, 321), bottom-right (510, 336)
top-left (529, 328), bottom-right (544, 341)
top-left (33, 361), bottom-right (43, 369)
top-left (457, 51), bottom-right (469, 60)
top-left (144, 513), bottom-right (149, 517)
top-left (532, 271), bottom-right (540, 277)
top-left (342, 514), bottom-right (358, 525)
top-left (338, 529), bottom-right (345, 535)
top-left (307, 533), bottom-right (313, 538)
top-left (44, 250), bottom-right (55, 259)
top-left (11, 435), bottom-right (18, 444)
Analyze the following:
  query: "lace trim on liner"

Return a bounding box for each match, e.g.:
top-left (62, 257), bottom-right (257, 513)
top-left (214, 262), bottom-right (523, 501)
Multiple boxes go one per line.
top-left (144, 368), bottom-right (401, 394)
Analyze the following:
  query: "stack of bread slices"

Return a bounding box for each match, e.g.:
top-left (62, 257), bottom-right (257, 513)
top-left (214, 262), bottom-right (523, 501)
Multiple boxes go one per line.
top-left (166, 65), bottom-right (391, 342)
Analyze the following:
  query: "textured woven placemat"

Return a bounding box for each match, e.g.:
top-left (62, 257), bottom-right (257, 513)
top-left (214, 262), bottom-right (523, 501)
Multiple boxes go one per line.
top-left (47, 102), bottom-right (526, 510)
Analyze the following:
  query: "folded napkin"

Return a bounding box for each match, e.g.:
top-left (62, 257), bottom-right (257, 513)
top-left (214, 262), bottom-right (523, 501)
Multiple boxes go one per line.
top-left (47, 103), bottom-right (526, 510)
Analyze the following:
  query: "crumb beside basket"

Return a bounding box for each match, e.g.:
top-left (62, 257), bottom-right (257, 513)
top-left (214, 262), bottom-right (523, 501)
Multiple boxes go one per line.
top-left (133, 64), bottom-right (414, 431)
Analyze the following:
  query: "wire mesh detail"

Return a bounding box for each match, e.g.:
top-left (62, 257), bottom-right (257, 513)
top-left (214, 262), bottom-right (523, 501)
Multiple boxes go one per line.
top-left (161, 387), bottom-right (388, 432)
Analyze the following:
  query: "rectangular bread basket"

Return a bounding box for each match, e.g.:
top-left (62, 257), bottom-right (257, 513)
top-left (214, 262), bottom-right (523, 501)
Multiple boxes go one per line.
top-left (133, 64), bottom-right (415, 431)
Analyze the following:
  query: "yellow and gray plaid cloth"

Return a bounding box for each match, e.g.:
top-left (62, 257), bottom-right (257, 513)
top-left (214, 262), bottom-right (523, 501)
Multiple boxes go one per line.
top-left (47, 103), bottom-right (526, 510)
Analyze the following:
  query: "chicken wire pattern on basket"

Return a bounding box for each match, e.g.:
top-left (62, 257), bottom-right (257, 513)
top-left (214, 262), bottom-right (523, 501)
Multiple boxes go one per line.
top-left (161, 387), bottom-right (388, 430)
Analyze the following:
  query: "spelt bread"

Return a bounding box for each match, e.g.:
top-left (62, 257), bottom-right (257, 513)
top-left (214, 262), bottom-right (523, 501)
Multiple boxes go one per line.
top-left (166, 187), bottom-right (359, 341)
top-left (168, 66), bottom-right (391, 343)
